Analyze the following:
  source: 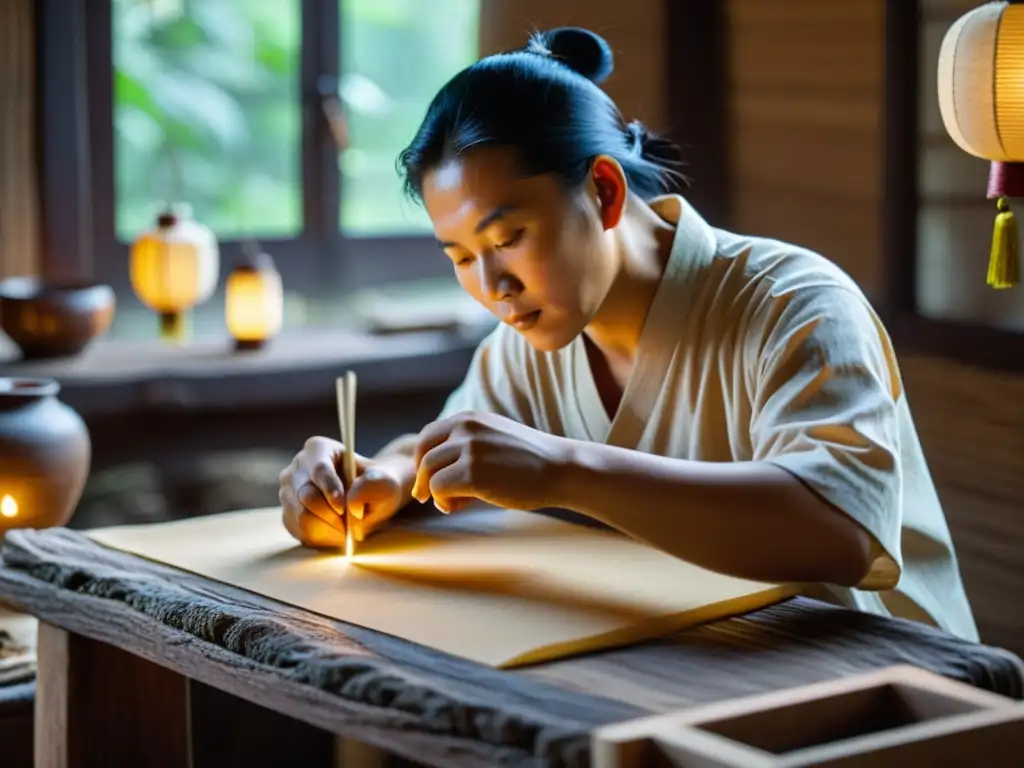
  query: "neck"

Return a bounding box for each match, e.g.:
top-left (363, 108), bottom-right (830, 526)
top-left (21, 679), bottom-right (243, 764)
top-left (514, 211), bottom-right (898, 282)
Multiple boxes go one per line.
top-left (585, 198), bottom-right (676, 360)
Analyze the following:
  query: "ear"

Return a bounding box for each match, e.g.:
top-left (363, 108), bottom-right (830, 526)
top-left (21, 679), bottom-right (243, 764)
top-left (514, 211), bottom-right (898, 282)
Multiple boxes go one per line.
top-left (590, 155), bottom-right (628, 230)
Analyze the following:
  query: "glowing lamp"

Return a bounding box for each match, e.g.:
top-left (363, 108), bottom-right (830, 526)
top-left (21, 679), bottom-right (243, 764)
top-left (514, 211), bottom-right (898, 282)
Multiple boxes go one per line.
top-left (225, 248), bottom-right (283, 351)
top-left (937, 0), bottom-right (1024, 288)
top-left (1, 494), bottom-right (17, 519)
top-left (130, 203), bottom-right (219, 341)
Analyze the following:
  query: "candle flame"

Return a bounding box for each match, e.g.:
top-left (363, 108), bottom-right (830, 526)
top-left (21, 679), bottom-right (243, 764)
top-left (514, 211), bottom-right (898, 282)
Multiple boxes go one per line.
top-left (0, 495), bottom-right (17, 519)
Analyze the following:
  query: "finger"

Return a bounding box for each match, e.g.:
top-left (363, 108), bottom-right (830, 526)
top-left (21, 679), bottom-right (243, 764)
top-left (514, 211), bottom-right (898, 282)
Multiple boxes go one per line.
top-left (412, 416), bottom-right (460, 472)
top-left (445, 497), bottom-right (473, 514)
top-left (279, 483), bottom-right (303, 520)
top-left (297, 481), bottom-right (346, 533)
top-left (282, 504), bottom-right (303, 542)
top-left (309, 458), bottom-right (346, 514)
top-left (428, 462), bottom-right (475, 513)
top-left (347, 469), bottom-right (396, 520)
top-left (412, 441), bottom-right (462, 503)
top-left (351, 504), bottom-right (385, 542)
top-left (278, 462), bottom-right (294, 488)
top-left (282, 503), bottom-right (346, 547)
top-left (351, 494), bottom-right (405, 541)
top-left (292, 509), bottom-right (347, 549)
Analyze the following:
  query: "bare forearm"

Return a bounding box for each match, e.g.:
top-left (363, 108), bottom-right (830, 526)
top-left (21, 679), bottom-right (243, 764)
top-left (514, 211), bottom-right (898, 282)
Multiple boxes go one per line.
top-left (554, 440), bottom-right (872, 586)
top-left (372, 433), bottom-right (420, 507)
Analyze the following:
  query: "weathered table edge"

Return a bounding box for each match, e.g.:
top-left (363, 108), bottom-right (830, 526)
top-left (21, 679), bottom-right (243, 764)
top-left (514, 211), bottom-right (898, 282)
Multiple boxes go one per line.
top-left (4, 525), bottom-right (1024, 767)
top-left (0, 527), bottom-right (643, 768)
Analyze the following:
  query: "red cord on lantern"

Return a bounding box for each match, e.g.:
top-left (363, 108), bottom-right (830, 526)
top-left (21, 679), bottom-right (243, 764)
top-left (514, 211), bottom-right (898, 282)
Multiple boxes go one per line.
top-left (987, 161), bottom-right (1024, 198)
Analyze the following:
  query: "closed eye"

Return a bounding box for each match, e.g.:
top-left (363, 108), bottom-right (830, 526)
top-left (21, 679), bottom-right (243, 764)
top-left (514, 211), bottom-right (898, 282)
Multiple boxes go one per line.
top-left (496, 229), bottom-right (525, 250)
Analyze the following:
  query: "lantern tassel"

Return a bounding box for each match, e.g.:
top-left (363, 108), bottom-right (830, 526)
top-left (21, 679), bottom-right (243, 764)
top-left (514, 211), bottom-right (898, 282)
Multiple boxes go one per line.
top-left (988, 196), bottom-right (1020, 289)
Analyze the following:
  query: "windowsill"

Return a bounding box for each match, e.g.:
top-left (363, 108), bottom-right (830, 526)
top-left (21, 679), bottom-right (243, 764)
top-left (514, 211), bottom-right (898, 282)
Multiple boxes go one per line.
top-left (1, 281), bottom-right (495, 418)
top-left (93, 278), bottom-right (490, 341)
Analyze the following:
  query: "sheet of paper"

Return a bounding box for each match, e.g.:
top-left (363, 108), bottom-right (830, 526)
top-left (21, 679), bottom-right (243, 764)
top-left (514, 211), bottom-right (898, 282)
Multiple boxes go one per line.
top-left (0, 605), bottom-right (37, 685)
top-left (87, 508), bottom-right (797, 668)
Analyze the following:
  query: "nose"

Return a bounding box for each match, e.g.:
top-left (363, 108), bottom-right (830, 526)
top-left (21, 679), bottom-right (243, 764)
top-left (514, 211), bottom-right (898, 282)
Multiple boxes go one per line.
top-left (478, 255), bottom-right (521, 302)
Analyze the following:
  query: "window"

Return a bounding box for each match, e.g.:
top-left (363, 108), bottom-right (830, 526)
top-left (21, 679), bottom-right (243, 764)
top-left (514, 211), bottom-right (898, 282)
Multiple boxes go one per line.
top-left (79, 0), bottom-right (480, 298)
top-left (112, 0), bottom-right (303, 241)
top-left (338, 0), bottom-right (479, 236)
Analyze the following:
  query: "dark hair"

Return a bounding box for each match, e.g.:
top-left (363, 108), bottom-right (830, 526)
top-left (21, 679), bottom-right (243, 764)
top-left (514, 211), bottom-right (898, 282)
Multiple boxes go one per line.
top-left (397, 27), bottom-right (687, 205)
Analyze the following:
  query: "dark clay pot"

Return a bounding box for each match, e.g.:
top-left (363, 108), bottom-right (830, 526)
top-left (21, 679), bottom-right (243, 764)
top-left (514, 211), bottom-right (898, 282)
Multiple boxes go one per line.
top-left (0, 378), bottom-right (90, 536)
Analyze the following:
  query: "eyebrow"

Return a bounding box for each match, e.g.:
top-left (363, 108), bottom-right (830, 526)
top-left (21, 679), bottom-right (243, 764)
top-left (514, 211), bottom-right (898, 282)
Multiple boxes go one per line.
top-left (436, 204), bottom-right (517, 249)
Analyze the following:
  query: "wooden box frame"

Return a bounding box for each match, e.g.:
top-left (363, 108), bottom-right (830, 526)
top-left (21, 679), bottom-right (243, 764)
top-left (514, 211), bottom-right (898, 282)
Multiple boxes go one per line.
top-left (592, 665), bottom-right (1024, 767)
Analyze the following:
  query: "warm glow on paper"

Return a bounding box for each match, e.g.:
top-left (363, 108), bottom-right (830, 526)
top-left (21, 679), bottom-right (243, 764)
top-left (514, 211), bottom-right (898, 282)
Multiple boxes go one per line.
top-left (87, 507), bottom-right (795, 668)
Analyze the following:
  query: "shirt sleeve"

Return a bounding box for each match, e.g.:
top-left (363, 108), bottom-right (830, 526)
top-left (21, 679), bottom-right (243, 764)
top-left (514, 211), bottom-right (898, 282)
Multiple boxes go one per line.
top-left (748, 285), bottom-right (903, 591)
top-left (437, 323), bottom-right (535, 425)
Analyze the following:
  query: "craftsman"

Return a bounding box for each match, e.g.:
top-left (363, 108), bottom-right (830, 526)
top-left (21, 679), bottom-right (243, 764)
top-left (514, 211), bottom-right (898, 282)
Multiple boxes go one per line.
top-left (278, 27), bottom-right (978, 642)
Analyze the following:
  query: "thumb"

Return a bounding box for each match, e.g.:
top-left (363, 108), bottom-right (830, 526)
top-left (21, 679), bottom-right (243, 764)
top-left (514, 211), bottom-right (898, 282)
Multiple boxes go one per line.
top-left (434, 496), bottom-right (472, 515)
top-left (347, 468), bottom-right (398, 520)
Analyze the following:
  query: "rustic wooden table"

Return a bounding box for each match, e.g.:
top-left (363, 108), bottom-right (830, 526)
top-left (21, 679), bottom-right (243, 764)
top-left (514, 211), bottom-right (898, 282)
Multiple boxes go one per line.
top-left (3, 523), bottom-right (1023, 768)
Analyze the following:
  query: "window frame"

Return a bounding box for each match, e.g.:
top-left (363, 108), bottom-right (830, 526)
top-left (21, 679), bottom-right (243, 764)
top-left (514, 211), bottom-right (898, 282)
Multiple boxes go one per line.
top-left (37, 0), bottom-right (720, 305)
top-left (883, 0), bottom-right (1024, 372)
top-left (39, 0), bottom-right (453, 302)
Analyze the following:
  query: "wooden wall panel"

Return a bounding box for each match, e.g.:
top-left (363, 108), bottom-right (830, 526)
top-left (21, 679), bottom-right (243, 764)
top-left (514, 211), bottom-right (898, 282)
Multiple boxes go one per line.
top-left (728, 0), bottom-right (884, 296)
top-left (0, 0), bottom-right (39, 280)
top-left (478, 0), bottom-right (665, 131)
top-left (733, 184), bottom-right (880, 266)
top-left (901, 357), bottom-right (1024, 654)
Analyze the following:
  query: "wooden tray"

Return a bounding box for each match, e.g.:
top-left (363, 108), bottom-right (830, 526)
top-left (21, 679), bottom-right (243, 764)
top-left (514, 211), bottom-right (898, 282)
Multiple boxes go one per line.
top-left (592, 664), bottom-right (1024, 767)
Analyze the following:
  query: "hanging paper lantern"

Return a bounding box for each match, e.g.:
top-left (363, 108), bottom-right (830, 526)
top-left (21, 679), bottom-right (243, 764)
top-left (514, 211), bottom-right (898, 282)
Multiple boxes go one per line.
top-left (130, 203), bottom-right (220, 341)
top-left (937, 0), bottom-right (1024, 288)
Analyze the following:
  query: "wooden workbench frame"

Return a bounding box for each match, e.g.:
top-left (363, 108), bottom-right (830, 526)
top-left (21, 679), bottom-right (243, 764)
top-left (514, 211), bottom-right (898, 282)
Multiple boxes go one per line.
top-left (3, 524), bottom-right (1023, 767)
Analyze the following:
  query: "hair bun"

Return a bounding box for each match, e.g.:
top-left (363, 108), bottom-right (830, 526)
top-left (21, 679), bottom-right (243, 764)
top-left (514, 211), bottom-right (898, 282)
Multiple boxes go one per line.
top-left (532, 27), bottom-right (614, 84)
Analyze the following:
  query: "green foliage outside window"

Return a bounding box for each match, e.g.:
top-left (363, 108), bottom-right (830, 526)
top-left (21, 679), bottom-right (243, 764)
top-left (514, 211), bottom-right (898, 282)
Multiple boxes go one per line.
top-left (113, 0), bottom-right (478, 241)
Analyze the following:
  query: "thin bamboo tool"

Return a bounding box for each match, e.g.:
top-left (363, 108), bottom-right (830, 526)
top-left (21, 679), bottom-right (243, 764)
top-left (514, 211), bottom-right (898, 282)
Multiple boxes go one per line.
top-left (334, 379), bottom-right (386, 766)
top-left (335, 372), bottom-right (357, 561)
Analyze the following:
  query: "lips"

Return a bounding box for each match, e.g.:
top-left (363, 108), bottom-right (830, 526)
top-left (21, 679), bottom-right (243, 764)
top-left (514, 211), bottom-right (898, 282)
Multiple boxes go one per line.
top-left (505, 309), bottom-right (541, 330)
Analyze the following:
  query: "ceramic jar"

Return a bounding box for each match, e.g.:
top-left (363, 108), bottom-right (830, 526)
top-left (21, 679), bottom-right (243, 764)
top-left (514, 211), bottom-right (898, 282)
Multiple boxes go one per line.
top-left (0, 378), bottom-right (90, 537)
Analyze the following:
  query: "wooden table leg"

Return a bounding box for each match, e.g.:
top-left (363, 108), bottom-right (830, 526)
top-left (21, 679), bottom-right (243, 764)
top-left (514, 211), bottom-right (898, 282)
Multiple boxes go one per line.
top-left (34, 622), bottom-right (190, 768)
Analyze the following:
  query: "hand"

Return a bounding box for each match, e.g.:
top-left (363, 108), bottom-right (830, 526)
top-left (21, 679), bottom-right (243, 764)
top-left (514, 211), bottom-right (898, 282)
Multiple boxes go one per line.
top-left (279, 437), bottom-right (406, 548)
top-left (410, 411), bottom-right (571, 513)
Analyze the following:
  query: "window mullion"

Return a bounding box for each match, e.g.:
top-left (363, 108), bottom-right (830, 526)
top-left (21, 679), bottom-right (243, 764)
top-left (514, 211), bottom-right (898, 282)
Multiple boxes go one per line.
top-left (301, 0), bottom-right (341, 293)
top-left (39, 0), bottom-right (99, 283)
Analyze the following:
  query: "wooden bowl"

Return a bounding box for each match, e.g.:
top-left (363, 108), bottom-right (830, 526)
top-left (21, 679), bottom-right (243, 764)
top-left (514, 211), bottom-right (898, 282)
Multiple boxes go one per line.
top-left (0, 277), bottom-right (115, 359)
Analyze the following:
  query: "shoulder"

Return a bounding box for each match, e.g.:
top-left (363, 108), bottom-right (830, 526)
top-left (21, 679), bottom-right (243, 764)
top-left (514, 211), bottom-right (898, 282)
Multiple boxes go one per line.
top-left (712, 229), bottom-right (883, 329)
top-left (713, 230), bottom-right (900, 386)
top-left (713, 228), bottom-right (868, 302)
